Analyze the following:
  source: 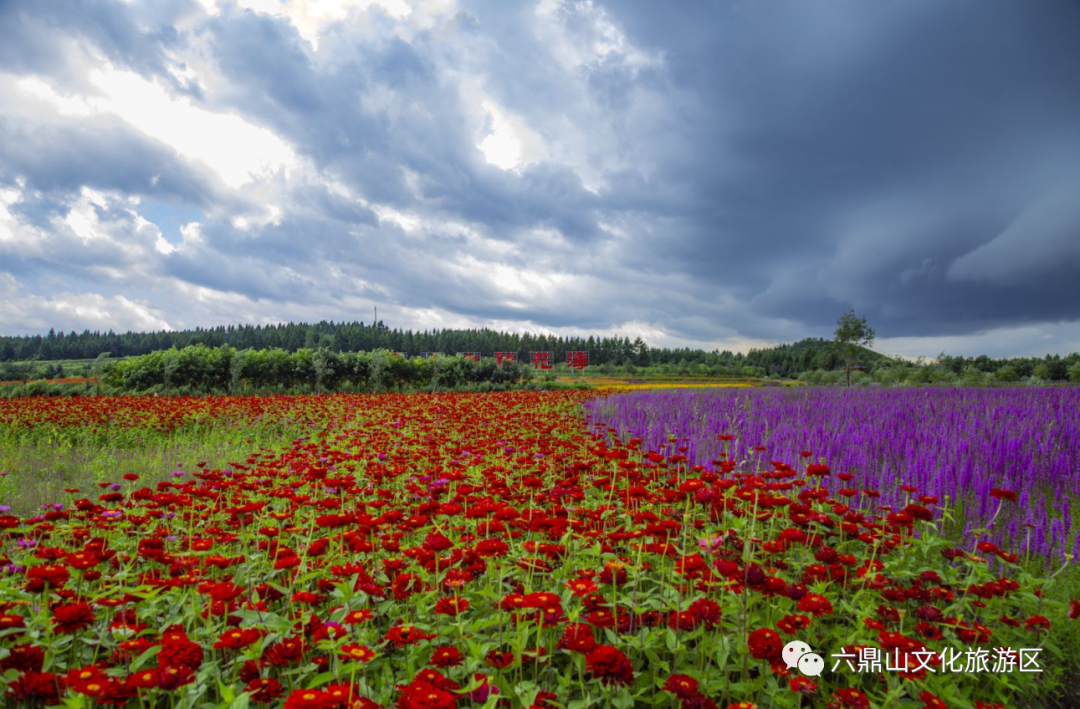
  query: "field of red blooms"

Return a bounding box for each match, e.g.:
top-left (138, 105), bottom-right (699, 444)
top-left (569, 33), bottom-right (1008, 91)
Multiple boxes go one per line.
top-left (0, 391), bottom-right (1077, 709)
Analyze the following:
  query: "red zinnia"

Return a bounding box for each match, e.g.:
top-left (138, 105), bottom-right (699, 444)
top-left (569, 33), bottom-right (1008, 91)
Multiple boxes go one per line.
top-left (433, 596), bottom-right (469, 616)
top-left (429, 645), bottom-right (464, 668)
top-left (6, 671), bottom-right (65, 705)
top-left (797, 593), bottom-right (834, 617)
top-left (52, 602), bottom-right (97, 634)
top-left (747, 628), bottom-right (784, 664)
top-left (343, 609), bottom-right (374, 625)
top-left (284, 688), bottom-right (339, 709)
top-left (662, 674), bottom-right (700, 700)
top-left (918, 691), bottom-right (948, 709)
top-left (828, 688), bottom-right (870, 709)
top-left (557, 623), bottom-right (597, 654)
top-left (777, 614), bottom-right (811, 635)
top-left (395, 680), bottom-right (457, 709)
top-left (385, 625), bottom-right (436, 647)
top-left (585, 645), bottom-right (634, 686)
top-left (340, 644), bottom-right (376, 663)
top-left (246, 678), bottom-right (285, 703)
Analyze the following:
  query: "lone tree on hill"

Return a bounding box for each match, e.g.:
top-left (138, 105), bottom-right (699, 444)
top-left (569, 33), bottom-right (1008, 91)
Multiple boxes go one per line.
top-left (834, 310), bottom-right (875, 386)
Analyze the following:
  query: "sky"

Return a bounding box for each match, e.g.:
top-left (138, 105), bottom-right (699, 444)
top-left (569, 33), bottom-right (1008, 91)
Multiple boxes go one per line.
top-left (1, 0), bottom-right (1079, 359)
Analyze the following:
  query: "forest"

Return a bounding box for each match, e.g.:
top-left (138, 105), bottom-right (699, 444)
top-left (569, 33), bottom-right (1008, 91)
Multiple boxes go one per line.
top-left (1, 321), bottom-right (1078, 384)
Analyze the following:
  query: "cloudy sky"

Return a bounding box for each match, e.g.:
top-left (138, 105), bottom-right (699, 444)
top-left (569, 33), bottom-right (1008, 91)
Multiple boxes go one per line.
top-left (1, 0), bottom-right (1079, 358)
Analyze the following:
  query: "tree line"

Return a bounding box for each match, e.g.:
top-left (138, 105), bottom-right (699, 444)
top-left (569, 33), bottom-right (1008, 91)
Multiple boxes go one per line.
top-left (1, 320), bottom-right (1078, 384)
top-left (0, 320), bottom-right (825, 373)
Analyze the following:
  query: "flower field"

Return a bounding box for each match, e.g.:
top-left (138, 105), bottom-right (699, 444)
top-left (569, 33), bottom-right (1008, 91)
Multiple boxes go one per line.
top-left (0, 390), bottom-right (1078, 709)
top-left (585, 387), bottom-right (1080, 562)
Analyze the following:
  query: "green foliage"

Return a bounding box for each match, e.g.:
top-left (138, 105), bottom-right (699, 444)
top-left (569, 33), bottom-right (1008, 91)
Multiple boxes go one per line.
top-left (4, 320), bottom-right (1080, 387)
top-left (834, 310), bottom-right (876, 386)
top-left (100, 345), bottom-right (537, 395)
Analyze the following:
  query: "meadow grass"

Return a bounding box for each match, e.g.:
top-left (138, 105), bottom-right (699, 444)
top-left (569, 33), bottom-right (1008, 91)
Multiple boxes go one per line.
top-left (0, 419), bottom-right (309, 516)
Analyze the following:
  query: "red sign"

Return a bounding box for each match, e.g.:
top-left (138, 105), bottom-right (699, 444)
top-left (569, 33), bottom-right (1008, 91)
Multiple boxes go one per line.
top-left (495, 352), bottom-right (516, 365)
top-left (566, 351), bottom-right (589, 369)
top-left (530, 351), bottom-right (554, 370)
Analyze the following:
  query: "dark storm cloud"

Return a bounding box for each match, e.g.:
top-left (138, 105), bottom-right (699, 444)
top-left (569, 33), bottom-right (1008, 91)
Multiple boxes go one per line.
top-left (0, 0), bottom-right (184, 84)
top-left (598, 0), bottom-right (1080, 341)
top-left (0, 116), bottom-right (219, 208)
top-left (1, 0), bottom-right (1079, 356)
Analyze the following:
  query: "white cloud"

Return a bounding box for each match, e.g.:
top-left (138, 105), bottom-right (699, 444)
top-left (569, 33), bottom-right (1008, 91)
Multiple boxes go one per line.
top-left (880, 323), bottom-right (1080, 360)
top-left (534, 0), bottom-right (662, 74)
top-left (0, 185), bottom-right (24, 244)
top-left (229, 0), bottom-right (447, 50)
top-left (0, 274), bottom-right (172, 334)
top-left (9, 70), bottom-right (301, 191)
top-left (475, 99), bottom-right (547, 172)
top-left (86, 67), bottom-right (298, 188)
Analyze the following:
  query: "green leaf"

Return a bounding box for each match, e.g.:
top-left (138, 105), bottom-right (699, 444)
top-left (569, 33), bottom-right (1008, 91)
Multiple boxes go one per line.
top-left (665, 628), bottom-right (678, 652)
top-left (513, 681), bottom-right (540, 708)
top-left (132, 643), bottom-right (162, 671)
top-left (611, 689), bottom-right (635, 709)
top-left (306, 670), bottom-right (338, 689)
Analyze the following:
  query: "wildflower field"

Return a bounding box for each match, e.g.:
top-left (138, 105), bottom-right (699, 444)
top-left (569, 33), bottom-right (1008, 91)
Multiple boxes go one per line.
top-left (0, 389), bottom-right (1078, 709)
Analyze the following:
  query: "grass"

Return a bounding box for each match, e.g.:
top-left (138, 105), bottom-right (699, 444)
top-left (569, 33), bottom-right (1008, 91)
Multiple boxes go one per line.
top-left (0, 415), bottom-right (312, 516)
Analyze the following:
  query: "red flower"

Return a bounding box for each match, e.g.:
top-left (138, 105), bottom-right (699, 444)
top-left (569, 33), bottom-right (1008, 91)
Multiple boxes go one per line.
top-left (52, 602), bottom-right (97, 634)
top-left (65, 665), bottom-right (110, 695)
top-left (797, 593), bottom-right (834, 617)
top-left (0, 612), bottom-right (26, 631)
top-left (0, 644), bottom-right (45, 673)
top-left (246, 678), bottom-right (285, 703)
top-left (423, 532), bottom-right (454, 552)
top-left (26, 564), bottom-right (70, 591)
top-left (989, 488), bottom-right (1017, 502)
top-left (412, 668), bottom-right (460, 692)
top-left (747, 628), bottom-right (783, 664)
top-left (556, 623), bottom-right (596, 654)
top-left (284, 688), bottom-right (340, 709)
top-left (789, 676), bottom-right (816, 696)
top-left (341, 644), bottom-right (377, 663)
top-left (126, 669), bottom-right (160, 690)
top-left (429, 645), bottom-right (464, 668)
top-left (158, 665), bottom-right (196, 690)
top-left (828, 688), bottom-right (870, 709)
top-left (485, 650), bottom-right (514, 669)
top-left (566, 578), bottom-right (597, 597)
top-left (688, 598), bottom-right (722, 627)
top-left (662, 674), bottom-right (700, 700)
top-left (385, 625), bottom-right (437, 647)
top-left (159, 634), bottom-right (204, 670)
top-left (585, 645), bottom-right (634, 686)
top-left (214, 628), bottom-right (263, 650)
top-left (433, 596), bottom-right (469, 616)
top-left (263, 636), bottom-right (305, 666)
top-left (392, 574), bottom-right (424, 601)
top-left (395, 680), bottom-right (458, 709)
top-left (343, 609), bottom-right (374, 625)
top-left (777, 614), bottom-right (811, 635)
top-left (918, 691), bottom-right (948, 709)
top-left (7, 671), bottom-right (65, 705)
top-left (1025, 615), bottom-right (1051, 633)
top-left (1070, 600), bottom-right (1080, 620)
